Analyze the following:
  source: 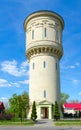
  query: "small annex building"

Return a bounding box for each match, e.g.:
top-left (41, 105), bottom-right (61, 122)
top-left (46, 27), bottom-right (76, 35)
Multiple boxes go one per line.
top-left (63, 103), bottom-right (81, 115)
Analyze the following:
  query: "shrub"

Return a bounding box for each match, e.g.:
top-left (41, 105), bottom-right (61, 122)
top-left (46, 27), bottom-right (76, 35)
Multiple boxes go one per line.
top-left (0, 113), bottom-right (13, 120)
top-left (5, 114), bottom-right (13, 120)
top-left (0, 114), bottom-right (5, 120)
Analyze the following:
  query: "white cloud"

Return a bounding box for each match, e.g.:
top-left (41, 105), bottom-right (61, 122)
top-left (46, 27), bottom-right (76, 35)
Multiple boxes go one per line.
top-left (72, 79), bottom-right (80, 85)
top-left (10, 80), bottom-right (29, 88)
top-left (0, 97), bottom-right (9, 102)
top-left (61, 61), bottom-right (80, 70)
top-left (19, 80), bottom-right (29, 85)
top-left (75, 62), bottom-right (80, 66)
top-left (0, 78), bottom-right (29, 88)
top-left (0, 79), bottom-right (11, 87)
top-left (0, 78), bottom-right (20, 88)
top-left (68, 65), bottom-right (75, 69)
top-left (0, 97), bottom-right (9, 109)
top-left (67, 63), bottom-right (80, 69)
top-left (61, 65), bottom-right (75, 70)
top-left (21, 61), bottom-right (29, 68)
top-left (1, 60), bottom-right (29, 77)
top-left (79, 92), bottom-right (81, 95)
top-left (10, 82), bottom-right (20, 88)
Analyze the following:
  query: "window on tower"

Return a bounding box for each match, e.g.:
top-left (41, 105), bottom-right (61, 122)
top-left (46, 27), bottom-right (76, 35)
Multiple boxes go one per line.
top-left (33, 63), bottom-right (35, 69)
top-left (56, 29), bottom-right (58, 41)
top-left (44, 28), bottom-right (47, 37)
top-left (32, 30), bottom-right (34, 39)
top-left (56, 63), bottom-right (57, 70)
top-left (43, 61), bottom-right (46, 68)
top-left (44, 90), bottom-right (46, 98)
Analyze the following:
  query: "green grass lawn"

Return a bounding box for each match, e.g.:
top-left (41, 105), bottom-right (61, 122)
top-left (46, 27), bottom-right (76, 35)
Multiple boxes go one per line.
top-left (54, 119), bottom-right (81, 126)
top-left (0, 119), bottom-right (34, 126)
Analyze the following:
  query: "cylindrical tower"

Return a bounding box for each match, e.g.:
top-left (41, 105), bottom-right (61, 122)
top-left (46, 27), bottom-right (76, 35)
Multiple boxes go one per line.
top-left (24, 10), bottom-right (64, 119)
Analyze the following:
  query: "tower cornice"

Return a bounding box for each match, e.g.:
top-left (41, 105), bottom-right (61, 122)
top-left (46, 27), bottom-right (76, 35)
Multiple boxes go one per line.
top-left (26, 45), bottom-right (63, 60)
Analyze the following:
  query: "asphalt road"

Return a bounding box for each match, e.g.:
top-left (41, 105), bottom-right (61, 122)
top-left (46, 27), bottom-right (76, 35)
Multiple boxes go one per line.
top-left (0, 126), bottom-right (81, 130)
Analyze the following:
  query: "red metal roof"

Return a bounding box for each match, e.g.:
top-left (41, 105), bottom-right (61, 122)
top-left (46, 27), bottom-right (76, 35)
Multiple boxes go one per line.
top-left (64, 103), bottom-right (81, 110)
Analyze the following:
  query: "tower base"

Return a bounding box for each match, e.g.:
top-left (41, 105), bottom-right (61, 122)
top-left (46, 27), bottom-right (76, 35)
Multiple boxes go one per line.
top-left (27, 100), bottom-right (54, 119)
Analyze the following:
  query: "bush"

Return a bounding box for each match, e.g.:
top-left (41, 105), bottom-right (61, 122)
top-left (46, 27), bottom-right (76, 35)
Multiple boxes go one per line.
top-left (5, 114), bottom-right (13, 120)
top-left (0, 114), bottom-right (5, 120)
top-left (0, 113), bottom-right (13, 120)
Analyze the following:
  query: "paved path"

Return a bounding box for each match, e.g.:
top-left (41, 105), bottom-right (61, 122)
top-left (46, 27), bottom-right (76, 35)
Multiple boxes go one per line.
top-left (35, 119), bottom-right (54, 127)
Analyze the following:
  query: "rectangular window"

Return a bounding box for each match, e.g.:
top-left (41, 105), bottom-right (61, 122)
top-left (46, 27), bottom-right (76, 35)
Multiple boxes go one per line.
top-left (44, 28), bottom-right (47, 37)
top-left (33, 63), bottom-right (35, 69)
top-left (32, 30), bottom-right (34, 39)
top-left (44, 90), bottom-right (46, 98)
top-left (43, 61), bottom-right (46, 68)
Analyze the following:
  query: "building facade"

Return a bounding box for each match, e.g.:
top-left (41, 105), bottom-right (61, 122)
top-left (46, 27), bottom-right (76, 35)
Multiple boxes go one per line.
top-left (24, 10), bottom-right (64, 119)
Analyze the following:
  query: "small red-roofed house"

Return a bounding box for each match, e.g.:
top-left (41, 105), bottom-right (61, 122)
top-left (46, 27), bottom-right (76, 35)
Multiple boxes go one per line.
top-left (0, 102), bottom-right (5, 113)
top-left (63, 103), bottom-right (81, 115)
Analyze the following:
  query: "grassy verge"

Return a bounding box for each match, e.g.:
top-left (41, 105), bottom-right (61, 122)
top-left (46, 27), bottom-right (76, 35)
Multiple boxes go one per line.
top-left (0, 120), bottom-right (34, 126)
top-left (54, 120), bottom-right (81, 126)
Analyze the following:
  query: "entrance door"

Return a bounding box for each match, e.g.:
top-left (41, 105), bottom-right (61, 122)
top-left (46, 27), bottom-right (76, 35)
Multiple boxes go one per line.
top-left (41, 107), bottom-right (48, 119)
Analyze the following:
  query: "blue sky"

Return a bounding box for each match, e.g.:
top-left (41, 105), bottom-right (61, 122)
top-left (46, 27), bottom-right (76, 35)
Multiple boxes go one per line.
top-left (0, 0), bottom-right (81, 103)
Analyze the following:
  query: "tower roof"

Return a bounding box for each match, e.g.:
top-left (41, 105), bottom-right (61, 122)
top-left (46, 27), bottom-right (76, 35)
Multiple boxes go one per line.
top-left (24, 10), bottom-right (64, 31)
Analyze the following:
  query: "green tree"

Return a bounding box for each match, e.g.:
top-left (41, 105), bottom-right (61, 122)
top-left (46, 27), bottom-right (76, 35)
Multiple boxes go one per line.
top-left (60, 92), bottom-right (69, 106)
top-left (9, 94), bottom-right (18, 117)
top-left (17, 95), bottom-right (23, 122)
top-left (31, 101), bottom-right (37, 121)
top-left (54, 101), bottom-right (60, 120)
top-left (60, 92), bottom-right (69, 115)
top-left (9, 91), bottom-right (29, 120)
top-left (21, 91), bottom-right (29, 118)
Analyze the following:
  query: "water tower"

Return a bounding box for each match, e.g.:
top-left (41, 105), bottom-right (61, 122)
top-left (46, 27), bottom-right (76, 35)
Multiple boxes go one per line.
top-left (24, 10), bottom-right (64, 119)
